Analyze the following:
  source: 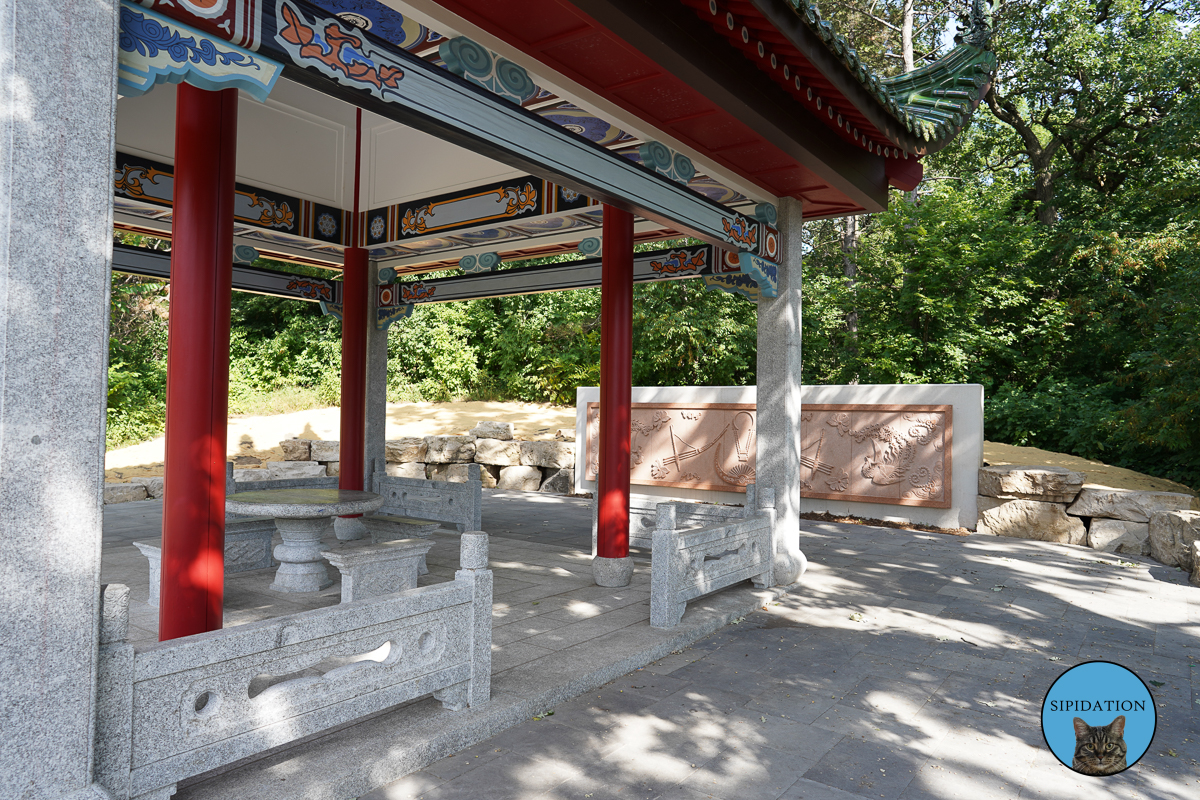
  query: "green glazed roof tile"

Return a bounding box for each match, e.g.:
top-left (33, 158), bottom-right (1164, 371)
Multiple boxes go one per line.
top-left (785, 0), bottom-right (996, 153)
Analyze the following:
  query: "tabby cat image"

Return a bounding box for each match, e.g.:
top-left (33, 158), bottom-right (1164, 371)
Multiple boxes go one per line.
top-left (1072, 715), bottom-right (1128, 775)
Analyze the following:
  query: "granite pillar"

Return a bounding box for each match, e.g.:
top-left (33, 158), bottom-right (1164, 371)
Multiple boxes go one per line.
top-left (364, 261), bottom-right (388, 486)
top-left (755, 197), bottom-right (808, 585)
top-left (0, 1), bottom-right (119, 797)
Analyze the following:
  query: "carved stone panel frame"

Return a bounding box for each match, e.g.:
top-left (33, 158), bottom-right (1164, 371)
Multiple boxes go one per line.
top-left (800, 404), bottom-right (952, 509)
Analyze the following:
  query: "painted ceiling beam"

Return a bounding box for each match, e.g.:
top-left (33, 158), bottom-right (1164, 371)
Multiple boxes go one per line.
top-left (377, 242), bottom-right (775, 307)
top-left (124, 1), bottom-right (775, 259)
top-left (112, 243), bottom-right (341, 304)
top-left (557, 0), bottom-right (887, 213)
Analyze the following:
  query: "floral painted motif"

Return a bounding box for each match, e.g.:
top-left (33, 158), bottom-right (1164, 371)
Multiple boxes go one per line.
top-left (500, 183), bottom-right (538, 215)
top-left (400, 282), bottom-right (437, 303)
top-left (114, 164), bottom-right (170, 201)
top-left (286, 278), bottom-right (332, 301)
top-left (402, 206), bottom-right (431, 234)
top-left (277, 1), bottom-right (405, 99)
top-left (369, 215), bottom-right (387, 240)
top-left (120, 6), bottom-right (264, 70)
top-left (721, 214), bottom-right (758, 248)
top-left (245, 195), bottom-right (294, 228)
top-left (650, 250), bottom-right (707, 275)
top-left (317, 213), bottom-right (338, 237)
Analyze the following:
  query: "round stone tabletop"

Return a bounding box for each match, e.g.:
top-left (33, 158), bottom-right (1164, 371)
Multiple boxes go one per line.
top-left (225, 488), bottom-right (385, 518)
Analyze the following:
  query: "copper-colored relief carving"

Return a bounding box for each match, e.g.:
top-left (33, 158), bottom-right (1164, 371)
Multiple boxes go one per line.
top-left (800, 405), bottom-right (952, 508)
top-left (583, 402), bottom-right (950, 508)
top-left (585, 404), bottom-right (756, 492)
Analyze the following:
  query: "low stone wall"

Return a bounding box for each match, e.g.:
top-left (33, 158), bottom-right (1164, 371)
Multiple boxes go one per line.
top-left (246, 420), bottom-right (578, 495)
top-left (977, 465), bottom-right (1200, 585)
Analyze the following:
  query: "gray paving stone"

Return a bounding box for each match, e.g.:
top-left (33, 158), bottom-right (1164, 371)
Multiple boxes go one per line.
top-left (803, 737), bottom-right (929, 800)
top-left (681, 746), bottom-right (814, 800)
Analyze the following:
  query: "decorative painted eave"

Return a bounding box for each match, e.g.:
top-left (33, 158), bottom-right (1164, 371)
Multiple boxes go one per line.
top-left (786, 0), bottom-right (997, 153)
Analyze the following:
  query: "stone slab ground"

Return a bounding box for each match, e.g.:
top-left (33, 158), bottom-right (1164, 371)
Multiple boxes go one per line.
top-left (101, 491), bottom-right (789, 799)
top-left (103, 491), bottom-right (1200, 800)
top-left (361, 525), bottom-right (1200, 800)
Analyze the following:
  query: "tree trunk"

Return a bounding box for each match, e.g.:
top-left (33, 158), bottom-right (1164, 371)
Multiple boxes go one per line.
top-left (901, 0), bottom-right (915, 72)
top-left (1032, 158), bottom-right (1057, 226)
top-left (841, 215), bottom-right (860, 382)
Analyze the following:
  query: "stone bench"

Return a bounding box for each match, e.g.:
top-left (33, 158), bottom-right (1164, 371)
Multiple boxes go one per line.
top-left (132, 517), bottom-right (278, 607)
top-left (650, 484), bottom-right (774, 629)
top-left (323, 538), bottom-right (437, 603)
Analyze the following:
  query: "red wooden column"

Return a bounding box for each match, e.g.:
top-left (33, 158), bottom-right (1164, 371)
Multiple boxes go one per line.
top-left (339, 108), bottom-right (368, 511)
top-left (159, 84), bottom-right (238, 640)
top-left (594, 205), bottom-right (635, 587)
top-left (339, 246), bottom-right (368, 493)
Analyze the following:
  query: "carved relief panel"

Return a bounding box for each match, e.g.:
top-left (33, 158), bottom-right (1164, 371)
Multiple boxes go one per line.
top-left (800, 404), bottom-right (952, 508)
top-left (585, 403), bottom-right (755, 492)
top-left (584, 402), bottom-right (952, 508)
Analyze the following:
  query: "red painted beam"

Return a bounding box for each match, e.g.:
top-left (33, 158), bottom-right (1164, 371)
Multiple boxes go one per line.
top-left (159, 84), bottom-right (237, 641)
top-left (596, 205), bottom-right (634, 559)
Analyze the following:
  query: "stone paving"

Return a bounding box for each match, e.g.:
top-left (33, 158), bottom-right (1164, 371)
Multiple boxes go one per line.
top-left (102, 493), bottom-right (1200, 800)
top-left (361, 520), bottom-right (1200, 800)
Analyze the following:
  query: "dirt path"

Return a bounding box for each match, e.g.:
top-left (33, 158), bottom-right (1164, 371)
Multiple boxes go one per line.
top-left (104, 402), bottom-right (1195, 495)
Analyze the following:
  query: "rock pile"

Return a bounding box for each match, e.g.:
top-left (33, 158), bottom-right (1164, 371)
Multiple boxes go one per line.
top-left (264, 420), bottom-right (578, 495)
top-left (978, 464), bottom-right (1199, 584)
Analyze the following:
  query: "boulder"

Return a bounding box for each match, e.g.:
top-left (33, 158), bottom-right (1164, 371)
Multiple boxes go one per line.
top-left (324, 461), bottom-right (340, 477)
top-left (479, 464), bottom-right (499, 489)
top-left (475, 438), bottom-right (522, 466)
top-left (1087, 519), bottom-right (1150, 556)
top-left (280, 439), bottom-right (311, 461)
top-left (469, 420), bottom-right (514, 440)
top-left (103, 483), bottom-right (147, 504)
top-left (976, 499), bottom-right (1086, 545)
top-left (1148, 510), bottom-right (1200, 569)
top-left (385, 437), bottom-right (427, 463)
top-left (975, 495), bottom-right (1009, 528)
top-left (308, 439), bottom-right (340, 462)
top-left (977, 465), bottom-right (1085, 503)
top-left (1191, 543), bottom-right (1200, 587)
top-left (1067, 488), bottom-right (1196, 522)
top-left (233, 468), bottom-right (271, 482)
top-left (520, 440), bottom-right (575, 469)
top-left (539, 467), bottom-right (575, 494)
top-left (429, 463), bottom-right (475, 483)
top-left (424, 435), bottom-right (477, 464)
top-left (267, 461), bottom-right (326, 479)
top-left (497, 465), bottom-right (543, 491)
top-left (129, 476), bottom-right (165, 500)
top-left (386, 462), bottom-right (428, 479)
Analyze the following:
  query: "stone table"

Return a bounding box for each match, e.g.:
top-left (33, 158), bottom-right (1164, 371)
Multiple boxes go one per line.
top-left (225, 488), bottom-right (385, 593)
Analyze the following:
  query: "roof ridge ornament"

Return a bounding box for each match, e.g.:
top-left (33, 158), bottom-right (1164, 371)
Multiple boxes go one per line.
top-left (956, 0), bottom-right (994, 50)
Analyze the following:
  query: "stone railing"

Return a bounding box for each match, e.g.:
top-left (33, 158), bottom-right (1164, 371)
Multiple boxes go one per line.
top-left (94, 533), bottom-right (493, 800)
top-left (650, 485), bottom-right (775, 629)
top-left (589, 492), bottom-right (749, 556)
top-left (369, 459), bottom-right (483, 535)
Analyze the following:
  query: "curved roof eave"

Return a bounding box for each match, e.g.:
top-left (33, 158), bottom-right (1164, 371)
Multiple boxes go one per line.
top-left (758, 0), bottom-right (997, 156)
